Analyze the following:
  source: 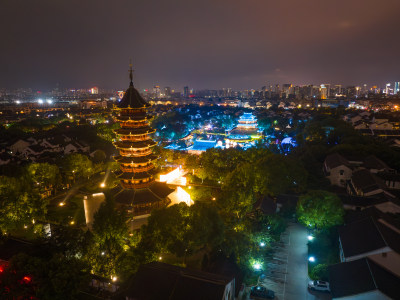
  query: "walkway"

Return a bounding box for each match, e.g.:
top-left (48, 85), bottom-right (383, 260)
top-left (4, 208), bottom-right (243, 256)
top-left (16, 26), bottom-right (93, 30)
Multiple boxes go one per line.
top-left (258, 222), bottom-right (331, 300)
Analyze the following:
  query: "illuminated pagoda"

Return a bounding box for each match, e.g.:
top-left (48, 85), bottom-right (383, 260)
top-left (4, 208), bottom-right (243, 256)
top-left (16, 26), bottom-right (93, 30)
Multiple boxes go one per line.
top-left (113, 64), bottom-right (173, 216)
top-left (236, 112), bottom-right (258, 129)
top-left (227, 112), bottom-right (261, 142)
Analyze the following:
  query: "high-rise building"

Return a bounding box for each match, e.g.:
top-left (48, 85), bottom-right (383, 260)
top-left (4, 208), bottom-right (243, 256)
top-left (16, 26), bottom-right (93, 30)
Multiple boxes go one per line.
top-left (282, 84), bottom-right (292, 98)
top-left (320, 84), bottom-right (327, 99)
top-left (153, 86), bottom-right (161, 98)
top-left (113, 65), bottom-right (173, 216)
top-left (164, 86), bottom-right (171, 97)
top-left (334, 85), bottom-right (342, 95)
top-left (385, 83), bottom-right (391, 95)
top-left (394, 82), bottom-right (400, 95)
top-left (90, 87), bottom-right (99, 94)
top-left (183, 86), bottom-right (189, 98)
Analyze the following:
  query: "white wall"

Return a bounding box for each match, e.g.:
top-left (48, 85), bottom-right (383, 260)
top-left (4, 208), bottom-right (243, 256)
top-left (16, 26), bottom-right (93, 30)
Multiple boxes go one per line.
top-left (327, 165), bottom-right (352, 187)
top-left (333, 290), bottom-right (391, 300)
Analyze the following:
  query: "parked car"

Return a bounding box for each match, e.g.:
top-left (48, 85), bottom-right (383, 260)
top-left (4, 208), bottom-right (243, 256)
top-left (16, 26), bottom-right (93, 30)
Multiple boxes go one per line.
top-left (250, 285), bottom-right (275, 299)
top-left (308, 280), bottom-right (330, 292)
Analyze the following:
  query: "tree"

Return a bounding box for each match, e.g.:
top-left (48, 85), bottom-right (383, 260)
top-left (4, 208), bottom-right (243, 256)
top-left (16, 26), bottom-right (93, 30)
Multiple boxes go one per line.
top-left (91, 149), bottom-right (107, 163)
top-left (140, 203), bottom-right (189, 256)
top-left (86, 199), bottom-right (129, 278)
top-left (60, 153), bottom-right (93, 181)
top-left (186, 202), bottom-right (225, 251)
top-left (0, 253), bottom-right (89, 300)
top-left (220, 163), bottom-right (257, 219)
top-left (26, 163), bottom-right (60, 194)
top-left (0, 176), bottom-right (47, 233)
top-left (254, 154), bottom-right (308, 196)
top-left (296, 190), bottom-right (344, 230)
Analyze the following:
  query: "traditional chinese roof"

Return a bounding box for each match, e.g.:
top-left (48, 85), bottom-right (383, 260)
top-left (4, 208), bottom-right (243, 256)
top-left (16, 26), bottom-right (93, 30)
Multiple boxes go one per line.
top-left (114, 154), bottom-right (157, 164)
top-left (117, 69), bottom-right (150, 109)
top-left (114, 127), bottom-right (156, 136)
top-left (113, 181), bottom-right (174, 206)
top-left (117, 171), bottom-right (155, 180)
top-left (115, 114), bottom-right (153, 122)
top-left (114, 140), bottom-right (157, 149)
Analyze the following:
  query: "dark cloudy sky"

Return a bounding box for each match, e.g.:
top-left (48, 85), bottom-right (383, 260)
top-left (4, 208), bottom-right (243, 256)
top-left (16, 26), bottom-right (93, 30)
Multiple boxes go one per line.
top-left (1, 0), bottom-right (399, 90)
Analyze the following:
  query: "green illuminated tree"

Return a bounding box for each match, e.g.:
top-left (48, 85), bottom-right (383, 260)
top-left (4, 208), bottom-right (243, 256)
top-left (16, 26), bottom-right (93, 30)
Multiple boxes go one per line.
top-left (0, 176), bottom-right (47, 233)
top-left (219, 163), bottom-right (256, 219)
top-left (86, 199), bottom-right (129, 278)
top-left (296, 190), bottom-right (344, 230)
top-left (254, 155), bottom-right (308, 196)
top-left (60, 153), bottom-right (93, 180)
top-left (26, 162), bottom-right (60, 193)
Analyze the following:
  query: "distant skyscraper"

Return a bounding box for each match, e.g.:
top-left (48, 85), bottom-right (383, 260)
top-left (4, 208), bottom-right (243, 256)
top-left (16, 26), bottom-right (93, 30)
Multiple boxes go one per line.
top-left (183, 86), bottom-right (189, 98)
top-left (394, 82), bottom-right (400, 95)
top-left (282, 84), bottom-right (292, 98)
top-left (334, 85), bottom-right (342, 95)
top-left (164, 86), bottom-right (171, 97)
top-left (275, 84), bottom-right (280, 94)
top-left (385, 83), bottom-right (391, 95)
top-left (320, 84), bottom-right (327, 99)
top-left (90, 86), bottom-right (99, 94)
top-left (153, 86), bottom-right (161, 98)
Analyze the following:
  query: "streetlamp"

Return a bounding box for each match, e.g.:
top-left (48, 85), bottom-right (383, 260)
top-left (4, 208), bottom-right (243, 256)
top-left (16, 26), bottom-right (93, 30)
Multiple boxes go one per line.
top-left (307, 235), bottom-right (314, 241)
top-left (308, 256), bottom-right (316, 262)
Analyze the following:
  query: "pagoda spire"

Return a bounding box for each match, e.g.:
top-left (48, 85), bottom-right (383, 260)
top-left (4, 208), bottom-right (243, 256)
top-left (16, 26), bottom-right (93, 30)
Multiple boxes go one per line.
top-left (129, 59), bottom-right (134, 87)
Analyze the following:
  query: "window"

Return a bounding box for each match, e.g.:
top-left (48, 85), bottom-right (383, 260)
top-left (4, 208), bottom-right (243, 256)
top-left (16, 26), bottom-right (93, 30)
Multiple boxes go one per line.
top-left (340, 170), bottom-right (345, 175)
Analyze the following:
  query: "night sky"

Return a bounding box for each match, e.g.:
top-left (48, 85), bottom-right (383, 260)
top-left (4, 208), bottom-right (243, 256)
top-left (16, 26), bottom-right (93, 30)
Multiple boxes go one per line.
top-left (1, 0), bottom-right (400, 90)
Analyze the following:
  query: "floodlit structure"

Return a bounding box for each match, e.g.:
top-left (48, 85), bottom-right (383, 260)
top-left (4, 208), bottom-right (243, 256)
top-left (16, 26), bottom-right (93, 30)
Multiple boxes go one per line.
top-left (112, 65), bottom-right (173, 216)
top-left (83, 193), bottom-right (105, 228)
top-left (228, 112), bottom-right (262, 142)
top-left (159, 167), bottom-right (187, 186)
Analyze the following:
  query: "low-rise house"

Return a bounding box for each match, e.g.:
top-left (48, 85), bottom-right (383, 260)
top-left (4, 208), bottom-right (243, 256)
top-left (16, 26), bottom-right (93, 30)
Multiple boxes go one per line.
top-left (124, 262), bottom-right (236, 300)
top-left (324, 153), bottom-right (352, 187)
top-left (22, 144), bottom-right (47, 159)
top-left (363, 155), bottom-right (392, 174)
top-left (338, 216), bottom-right (400, 276)
top-left (0, 152), bottom-right (12, 165)
top-left (370, 119), bottom-right (393, 130)
top-left (378, 173), bottom-right (400, 190)
top-left (347, 169), bottom-right (393, 197)
top-left (8, 139), bottom-right (30, 154)
top-left (329, 258), bottom-right (400, 300)
top-left (340, 195), bottom-right (400, 214)
top-left (64, 141), bottom-right (90, 154)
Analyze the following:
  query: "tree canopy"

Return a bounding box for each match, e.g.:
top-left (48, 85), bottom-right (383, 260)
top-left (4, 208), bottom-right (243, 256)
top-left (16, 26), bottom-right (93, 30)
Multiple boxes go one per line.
top-left (296, 190), bottom-right (344, 230)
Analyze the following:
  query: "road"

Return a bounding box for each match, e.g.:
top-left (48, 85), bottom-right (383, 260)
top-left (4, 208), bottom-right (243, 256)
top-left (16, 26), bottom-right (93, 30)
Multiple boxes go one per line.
top-left (258, 222), bottom-right (331, 300)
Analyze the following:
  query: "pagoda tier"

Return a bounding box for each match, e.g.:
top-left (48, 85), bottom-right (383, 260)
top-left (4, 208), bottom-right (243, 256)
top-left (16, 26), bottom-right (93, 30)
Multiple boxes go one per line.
top-left (114, 154), bottom-right (157, 164)
top-left (113, 75), bottom-right (156, 189)
top-left (114, 140), bottom-right (157, 149)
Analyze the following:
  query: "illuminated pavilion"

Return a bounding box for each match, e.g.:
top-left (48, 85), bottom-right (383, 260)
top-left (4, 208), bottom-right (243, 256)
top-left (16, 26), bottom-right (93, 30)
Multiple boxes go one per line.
top-left (112, 65), bottom-right (173, 216)
top-left (227, 112), bottom-right (261, 141)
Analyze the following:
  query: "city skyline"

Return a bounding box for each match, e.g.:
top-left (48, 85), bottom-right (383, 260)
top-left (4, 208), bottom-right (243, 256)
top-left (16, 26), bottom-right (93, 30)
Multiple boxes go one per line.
top-left (1, 0), bottom-right (400, 90)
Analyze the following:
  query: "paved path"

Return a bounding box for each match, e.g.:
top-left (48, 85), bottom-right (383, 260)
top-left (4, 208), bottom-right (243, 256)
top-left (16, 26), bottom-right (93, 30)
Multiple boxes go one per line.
top-left (259, 222), bottom-right (331, 300)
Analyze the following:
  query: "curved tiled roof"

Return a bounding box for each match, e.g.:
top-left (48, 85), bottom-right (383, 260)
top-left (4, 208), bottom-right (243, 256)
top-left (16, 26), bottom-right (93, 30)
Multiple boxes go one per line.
top-left (117, 82), bottom-right (150, 109)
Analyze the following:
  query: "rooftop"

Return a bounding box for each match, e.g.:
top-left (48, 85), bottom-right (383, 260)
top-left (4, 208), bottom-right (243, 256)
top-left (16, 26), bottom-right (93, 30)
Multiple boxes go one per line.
top-left (125, 262), bottom-right (234, 300)
top-left (329, 258), bottom-right (400, 299)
